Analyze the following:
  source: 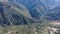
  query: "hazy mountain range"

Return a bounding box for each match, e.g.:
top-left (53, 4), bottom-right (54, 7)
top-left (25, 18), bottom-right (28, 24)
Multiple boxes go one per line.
top-left (0, 0), bottom-right (60, 26)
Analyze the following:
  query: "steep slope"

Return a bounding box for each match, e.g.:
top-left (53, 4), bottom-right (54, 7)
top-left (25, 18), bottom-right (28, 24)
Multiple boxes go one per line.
top-left (0, 2), bottom-right (35, 26)
top-left (16, 0), bottom-right (60, 21)
top-left (0, 0), bottom-right (60, 26)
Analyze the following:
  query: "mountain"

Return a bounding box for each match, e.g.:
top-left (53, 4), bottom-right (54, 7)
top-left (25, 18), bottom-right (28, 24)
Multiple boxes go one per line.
top-left (0, 0), bottom-right (60, 26)
top-left (15, 0), bottom-right (60, 20)
top-left (0, 1), bottom-right (36, 26)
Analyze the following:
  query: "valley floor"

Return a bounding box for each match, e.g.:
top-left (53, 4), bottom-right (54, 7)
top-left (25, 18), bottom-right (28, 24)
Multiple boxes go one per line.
top-left (0, 23), bottom-right (60, 34)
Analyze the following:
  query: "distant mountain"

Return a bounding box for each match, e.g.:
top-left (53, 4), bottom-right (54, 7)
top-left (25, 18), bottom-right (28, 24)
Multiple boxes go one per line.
top-left (0, 0), bottom-right (60, 26)
top-left (14, 0), bottom-right (60, 20)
